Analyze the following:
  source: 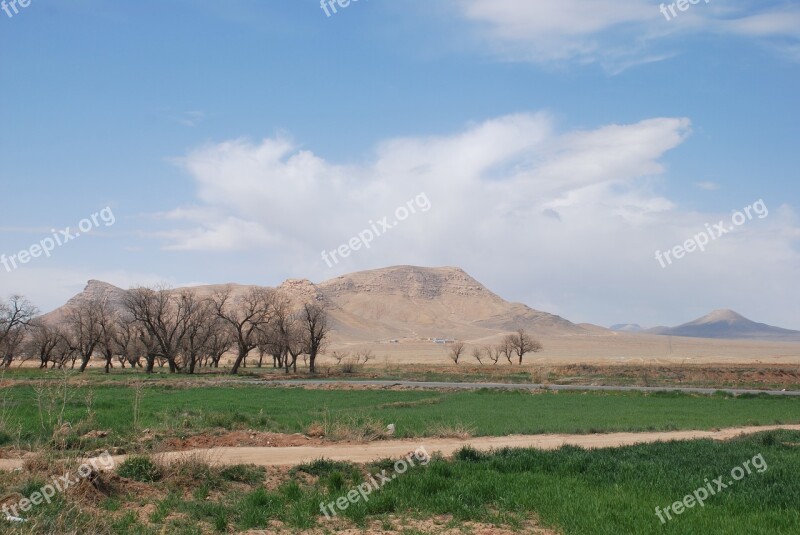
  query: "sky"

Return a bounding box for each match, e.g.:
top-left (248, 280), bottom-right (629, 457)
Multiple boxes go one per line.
top-left (0, 0), bottom-right (799, 329)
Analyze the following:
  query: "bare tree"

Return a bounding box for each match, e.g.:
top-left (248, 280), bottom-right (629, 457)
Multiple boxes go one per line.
top-left (94, 293), bottom-right (122, 373)
top-left (212, 287), bottom-right (276, 375)
top-left (25, 319), bottom-right (65, 369)
top-left (354, 349), bottom-right (374, 365)
top-left (332, 350), bottom-right (372, 374)
top-left (138, 325), bottom-right (162, 373)
top-left (497, 336), bottom-right (515, 365)
top-left (284, 314), bottom-right (308, 374)
top-left (472, 346), bottom-right (484, 365)
top-left (0, 295), bottom-right (38, 368)
top-left (504, 329), bottom-right (543, 365)
top-left (112, 313), bottom-right (152, 369)
top-left (178, 292), bottom-right (216, 374)
top-left (204, 324), bottom-right (233, 368)
top-left (302, 302), bottom-right (329, 374)
top-left (65, 296), bottom-right (103, 372)
top-left (257, 296), bottom-right (298, 373)
top-left (123, 285), bottom-right (191, 373)
top-left (483, 345), bottom-right (500, 365)
top-left (448, 341), bottom-right (465, 365)
top-left (331, 351), bottom-right (348, 366)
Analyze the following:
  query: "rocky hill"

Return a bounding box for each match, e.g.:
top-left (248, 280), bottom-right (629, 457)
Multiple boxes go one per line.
top-left (43, 266), bottom-right (590, 343)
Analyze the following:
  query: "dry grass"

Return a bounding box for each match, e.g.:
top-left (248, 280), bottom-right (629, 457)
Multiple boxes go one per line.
top-left (306, 422), bottom-right (326, 438)
top-left (377, 397), bottom-right (442, 409)
top-left (306, 412), bottom-right (391, 442)
top-left (156, 450), bottom-right (218, 484)
top-left (425, 423), bottom-right (475, 439)
top-left (22, 450), bottom-right (69, 474)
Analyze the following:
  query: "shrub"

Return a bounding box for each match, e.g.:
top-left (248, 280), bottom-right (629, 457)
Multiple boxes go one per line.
top-left (454, 446), bottom-right (486, 462)
top-left (220, 464), bottom-right (265, 485)
top-left (117, 455), bottom-right (161, 482)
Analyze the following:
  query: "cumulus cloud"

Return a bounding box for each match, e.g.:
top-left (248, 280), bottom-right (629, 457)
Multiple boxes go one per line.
top-left (158, 113), bottom-right (800, 328)
top-left (165, 113), bottom-right (688, 258)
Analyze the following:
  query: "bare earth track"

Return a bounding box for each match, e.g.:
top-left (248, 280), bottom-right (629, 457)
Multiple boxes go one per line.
top-left (2, 425), bottom-right (798, 472)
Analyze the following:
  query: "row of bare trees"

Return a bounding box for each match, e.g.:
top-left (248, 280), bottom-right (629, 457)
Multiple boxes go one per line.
top-left (449, 329), bottom-right (543, 365)
top-left (0, 286), bottom-right (330, 375)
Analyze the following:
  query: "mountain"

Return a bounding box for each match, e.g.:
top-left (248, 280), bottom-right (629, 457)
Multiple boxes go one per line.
top-left (610, 324), bottom-right (644, 333)
top-left (44, 266), bottom-right (592, 343)
top-left (646, 309), bottom-right (800, 341)
top-left (42, 280), bottom-right (129, 323)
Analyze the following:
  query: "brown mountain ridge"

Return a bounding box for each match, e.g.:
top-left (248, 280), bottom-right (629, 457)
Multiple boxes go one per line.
top-left (44, 266), bottom-right (590, 343)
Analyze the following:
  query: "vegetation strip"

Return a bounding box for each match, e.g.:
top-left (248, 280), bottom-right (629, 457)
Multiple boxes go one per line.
top-left (2, 430), bottom-right (797, 534)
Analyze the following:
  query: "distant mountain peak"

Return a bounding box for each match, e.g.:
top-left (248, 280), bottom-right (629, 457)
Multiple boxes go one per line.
top-left (610, 323), bottom-right (644, 333)
top-left (697, 309), bottom-right (746, 323)
top-left (84, 279), bottom-right (120, 290)
top-left (647, 309), bottom-right (800, 341)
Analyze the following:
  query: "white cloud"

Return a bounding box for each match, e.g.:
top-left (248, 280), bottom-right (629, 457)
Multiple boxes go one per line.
top-left (154, 207), bottom-right (282, 252)
top-left (158, 113), bottom-right (800, 328)
top-left (449, 0), bottom-right (800, 69)
top-left (175, 111), bottom-right (205, 128)
top-left (695, 181), bottom-right (721, 191)
top-left (166, 113), bottom-right (688, 256)
top-left (720, 7), bottom-right (800, 38)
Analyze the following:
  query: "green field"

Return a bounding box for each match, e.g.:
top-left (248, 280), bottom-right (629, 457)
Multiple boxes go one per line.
top-left (2, 380), bottom-right (799, 450)
top-left (3, 374), bottom-right (800, 534)
top-left (315, 430), bottom-right (800, 534)
top-left (2, 430), bottom-right (797, 534)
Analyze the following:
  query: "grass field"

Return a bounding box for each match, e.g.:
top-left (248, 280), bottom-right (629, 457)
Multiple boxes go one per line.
top-left (2, 369), bottom-right (799, 533)
top-left (313, 430), bottom-right (800, 534)
top-left (1, 379), bottom-right (799, 451)
top-left (1, 430), bottom-right (797, 534)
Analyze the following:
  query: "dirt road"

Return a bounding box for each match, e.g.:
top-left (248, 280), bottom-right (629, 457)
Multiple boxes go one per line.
top-left (261, 379), bottom-right (800, 396)
top-left (2, 425), bottom-right (798, 472)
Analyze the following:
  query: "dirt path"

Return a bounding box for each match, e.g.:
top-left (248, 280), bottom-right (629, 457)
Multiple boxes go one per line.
top-left (261, 379), bottom-right (800, 396)
top-left (2, 425), bottom-right (798, 472)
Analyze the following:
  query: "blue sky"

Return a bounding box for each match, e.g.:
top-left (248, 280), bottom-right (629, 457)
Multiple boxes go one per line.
top-left (1, 0), bottom-right (799, 329)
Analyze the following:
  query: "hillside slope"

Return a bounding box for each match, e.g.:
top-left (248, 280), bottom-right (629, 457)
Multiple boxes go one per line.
top-left (42, 266), bottom-right (589, 343)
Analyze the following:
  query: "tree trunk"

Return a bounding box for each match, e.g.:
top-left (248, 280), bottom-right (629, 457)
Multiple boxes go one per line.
top-left (309, 350), bottom-right (317, 374)
top-left (230, 345), bottom-right (248, 375)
